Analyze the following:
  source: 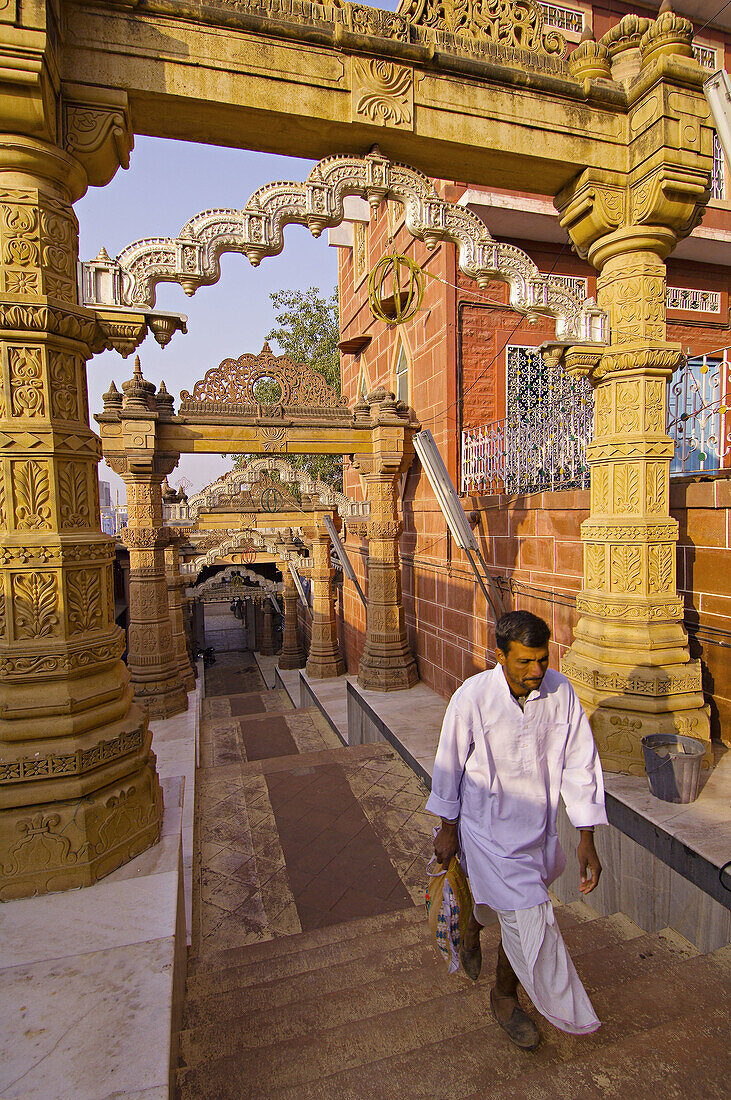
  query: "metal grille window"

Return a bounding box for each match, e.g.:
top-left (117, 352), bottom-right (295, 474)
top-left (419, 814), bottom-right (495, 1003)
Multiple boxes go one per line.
top-left (461, 346), bottom-right (593, 495)
top-left (547, 274), bottom-right (589, 298)
top-left (712, 132), bottom-right (726, 200)
top-left (395, 345), bottom-right (409, 404)
top-left (668, 350), bottom-right (731, 476)
top-left (692, 44), bottom-right (717, 69)
top-left (666, 287), bottom-right (722, 313)
top-left (538, 3), bottom-right (583, 34)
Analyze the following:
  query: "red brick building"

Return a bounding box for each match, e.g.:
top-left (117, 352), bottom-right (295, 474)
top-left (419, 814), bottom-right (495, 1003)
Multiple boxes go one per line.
top-left (328, 1), bottom-right (731, 744)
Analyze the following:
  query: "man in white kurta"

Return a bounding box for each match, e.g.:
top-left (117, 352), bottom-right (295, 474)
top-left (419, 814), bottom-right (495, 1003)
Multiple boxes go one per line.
top-left (427, 611), bottom-right (607, 1049)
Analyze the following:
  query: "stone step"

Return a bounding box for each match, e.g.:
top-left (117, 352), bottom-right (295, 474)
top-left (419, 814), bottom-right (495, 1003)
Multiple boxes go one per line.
top-left (177, 980), bottom-right (497, 1097)
top-left (178, 922), bottom-right (690, 1096)
top-left (471, 968), bottom-right (731, 1100)
top-left (185, 908), bottom-right (428, 998)
top-left (183, 910), bottom-right (637, 1028)
top-left (267, 940), bottom-right (728, 1100)
top-left (179, 912), bottom-right (643, 1065)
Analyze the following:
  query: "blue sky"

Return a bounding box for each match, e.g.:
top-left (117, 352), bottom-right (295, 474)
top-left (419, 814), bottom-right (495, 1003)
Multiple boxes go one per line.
top-left (77, 141), bottom-right (339, 500)
top-left (78, 0), bottom-right (402, 502)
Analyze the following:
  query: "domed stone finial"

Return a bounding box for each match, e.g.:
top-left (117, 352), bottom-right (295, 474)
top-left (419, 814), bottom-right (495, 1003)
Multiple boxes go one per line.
top-left (261, 340), bottom-right (273, 355)
top-left (122, 354), bottom-right (156, 409)
top-left (155, 379), bottom-right (175, 417)
top-left (569, 24), bottom-right (612, 82)
top-left (95, 245), bottom-right (112, 262)
top-left (102, 379), bottom-right (123, 413)
top-left (640, 1), bottom-right (693, 65)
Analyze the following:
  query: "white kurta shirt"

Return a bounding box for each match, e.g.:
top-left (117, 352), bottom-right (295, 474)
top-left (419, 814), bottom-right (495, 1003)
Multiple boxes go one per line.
top-left (426, 665), bottom-right (608, 912)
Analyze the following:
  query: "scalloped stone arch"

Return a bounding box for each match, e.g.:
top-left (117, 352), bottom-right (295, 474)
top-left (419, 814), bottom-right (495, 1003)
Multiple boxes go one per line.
top-left (188, 456), bottom-right (369, 520)
top-left (193, 565), bottom-right (282, 595)
top-left (84, 149), bottom-right (608, 344)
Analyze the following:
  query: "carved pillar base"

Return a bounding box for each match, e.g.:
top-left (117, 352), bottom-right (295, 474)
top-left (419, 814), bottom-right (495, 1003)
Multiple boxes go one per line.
top-left (279, 577), bottom-right (306, 669)
top-left (305, 523), bottom-right (345, 679)
top-left (0, 730), bottom-right (162, 901)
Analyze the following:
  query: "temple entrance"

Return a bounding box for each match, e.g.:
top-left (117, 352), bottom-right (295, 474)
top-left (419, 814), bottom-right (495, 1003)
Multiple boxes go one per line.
top-left (0, 1), bottom-right (717, 904)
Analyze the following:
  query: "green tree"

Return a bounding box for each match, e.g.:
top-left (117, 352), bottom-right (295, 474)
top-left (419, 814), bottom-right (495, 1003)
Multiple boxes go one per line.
top-left (268, 286), bottom-right (340, 395)
top-left (232, 286), bottom-right (343, 487)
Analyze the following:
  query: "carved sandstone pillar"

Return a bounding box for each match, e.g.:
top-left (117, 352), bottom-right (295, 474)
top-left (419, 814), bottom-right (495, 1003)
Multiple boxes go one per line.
top-left (259, 601), bottom-right (277, 657)
top-left (165, 535), bottom-right (196, 693)
top-left (0, 136), bottom-right (163, 898)
top-left (278, 570), bottom-right (306, 669)
top-left (304, 521), bottom-right (345, 678)
top-left (354, 390), bottom-right (418, 691)
top-left (120, 476), bottom-right (187, 720)
top-left (555, 12), bottom-right (713, 772)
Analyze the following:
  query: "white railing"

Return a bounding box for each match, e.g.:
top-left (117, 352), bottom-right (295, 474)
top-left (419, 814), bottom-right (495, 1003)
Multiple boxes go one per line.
top-left (462, 351), bottom-right (731, 494)
top-left (669, 350), bottom-right (731, 476)
top-left (461, 418), bottom-right (592, 495)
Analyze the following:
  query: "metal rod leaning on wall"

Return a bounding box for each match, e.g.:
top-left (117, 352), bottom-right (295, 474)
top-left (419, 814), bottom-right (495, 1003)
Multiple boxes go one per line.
top-left (323, 513), bottom-right (367, 608)
top-left (288, 560), bottom-right (312, 617)
top-left (413, 429), bottom-right (504, 621)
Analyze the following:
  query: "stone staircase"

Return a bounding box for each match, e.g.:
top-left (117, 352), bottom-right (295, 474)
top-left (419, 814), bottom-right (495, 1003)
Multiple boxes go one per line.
top-left (177, 652), bottom-right (730, 1099)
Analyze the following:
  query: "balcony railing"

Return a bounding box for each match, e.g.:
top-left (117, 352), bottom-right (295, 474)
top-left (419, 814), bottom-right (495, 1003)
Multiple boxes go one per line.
top-left (462, 351), bottom-right (731, 495)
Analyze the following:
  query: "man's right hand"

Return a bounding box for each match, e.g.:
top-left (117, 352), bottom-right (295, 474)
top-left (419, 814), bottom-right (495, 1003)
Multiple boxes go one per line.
top-left (434, 820), bottom-right (460, 866)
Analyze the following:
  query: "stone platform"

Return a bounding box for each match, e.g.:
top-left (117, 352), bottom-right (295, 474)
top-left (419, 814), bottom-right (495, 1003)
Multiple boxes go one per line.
top-left (0, 677), bottom-right (201, 1100)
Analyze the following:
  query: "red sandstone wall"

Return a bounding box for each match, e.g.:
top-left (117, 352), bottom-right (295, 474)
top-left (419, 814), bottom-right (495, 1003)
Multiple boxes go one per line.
top-left (335, 192), bottom-right (731, 745)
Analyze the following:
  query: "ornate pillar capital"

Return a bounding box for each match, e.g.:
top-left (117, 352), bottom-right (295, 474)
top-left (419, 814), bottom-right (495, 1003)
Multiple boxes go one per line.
top-left (61, 84), bottom-right (134, 190)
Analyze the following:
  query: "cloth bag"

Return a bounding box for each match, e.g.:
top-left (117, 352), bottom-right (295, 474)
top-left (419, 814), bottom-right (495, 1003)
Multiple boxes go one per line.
top-left (425, 854), bottom-right (473, 974)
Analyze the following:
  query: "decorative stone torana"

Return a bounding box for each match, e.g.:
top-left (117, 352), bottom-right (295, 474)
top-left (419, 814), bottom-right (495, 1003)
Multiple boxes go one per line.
top-left (188, 455), bottom-right (370, 522)
top-left (81, 150), bottom-right (608, 347)
top-left (180, 342), bottom-right (350, 421)
top-left (553, 8), bottom-right (714, 773)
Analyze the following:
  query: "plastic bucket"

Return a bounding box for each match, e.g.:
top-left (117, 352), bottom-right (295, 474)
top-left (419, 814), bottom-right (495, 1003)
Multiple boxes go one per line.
top-left (641, 733), bottom-right (705, 804)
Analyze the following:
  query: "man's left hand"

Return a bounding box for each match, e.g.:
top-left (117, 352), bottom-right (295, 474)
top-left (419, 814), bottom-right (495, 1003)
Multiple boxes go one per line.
top-left (577, 830), bottom-right (602, 895)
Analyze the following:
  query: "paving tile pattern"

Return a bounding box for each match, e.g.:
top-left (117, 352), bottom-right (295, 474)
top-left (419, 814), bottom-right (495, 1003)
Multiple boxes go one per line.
top-left (182, 650), bottom-right (731, 1099)
top-left (193, 652), bottom-right (431, 957)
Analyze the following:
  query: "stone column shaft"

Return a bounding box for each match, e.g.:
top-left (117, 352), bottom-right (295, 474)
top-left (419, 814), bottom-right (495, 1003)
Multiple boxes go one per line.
top-left (0, 137), bottom-right (162, 899)
top-left (305, 524), bottom-right (345, 679)
top-left (357, 467), bottom-right (417, 691)
top-left (279, 571), bottom-right (306, 669)
top-left (122, 477), bottom-right (186, 719)
top-left (259, 601), bottom-right (277, 657)
top-left (165, 540), bottom-right (195, 693)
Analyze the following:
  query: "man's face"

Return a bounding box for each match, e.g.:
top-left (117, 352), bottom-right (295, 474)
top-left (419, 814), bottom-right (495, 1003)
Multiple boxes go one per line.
top-left (496, 640), bottom-right (550, 697)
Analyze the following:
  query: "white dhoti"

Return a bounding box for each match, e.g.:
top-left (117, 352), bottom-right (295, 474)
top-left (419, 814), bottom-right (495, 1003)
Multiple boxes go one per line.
top-left (487, 901), bottom-right (600, 1035)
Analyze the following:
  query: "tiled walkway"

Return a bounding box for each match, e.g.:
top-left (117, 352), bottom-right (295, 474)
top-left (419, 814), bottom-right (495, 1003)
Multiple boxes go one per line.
top-left (192, 651), bottom-right (433, 957)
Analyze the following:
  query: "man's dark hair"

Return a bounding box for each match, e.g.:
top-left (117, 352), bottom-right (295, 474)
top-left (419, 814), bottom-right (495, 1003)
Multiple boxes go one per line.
top-left (495, 611), bottom-right (550, 654)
